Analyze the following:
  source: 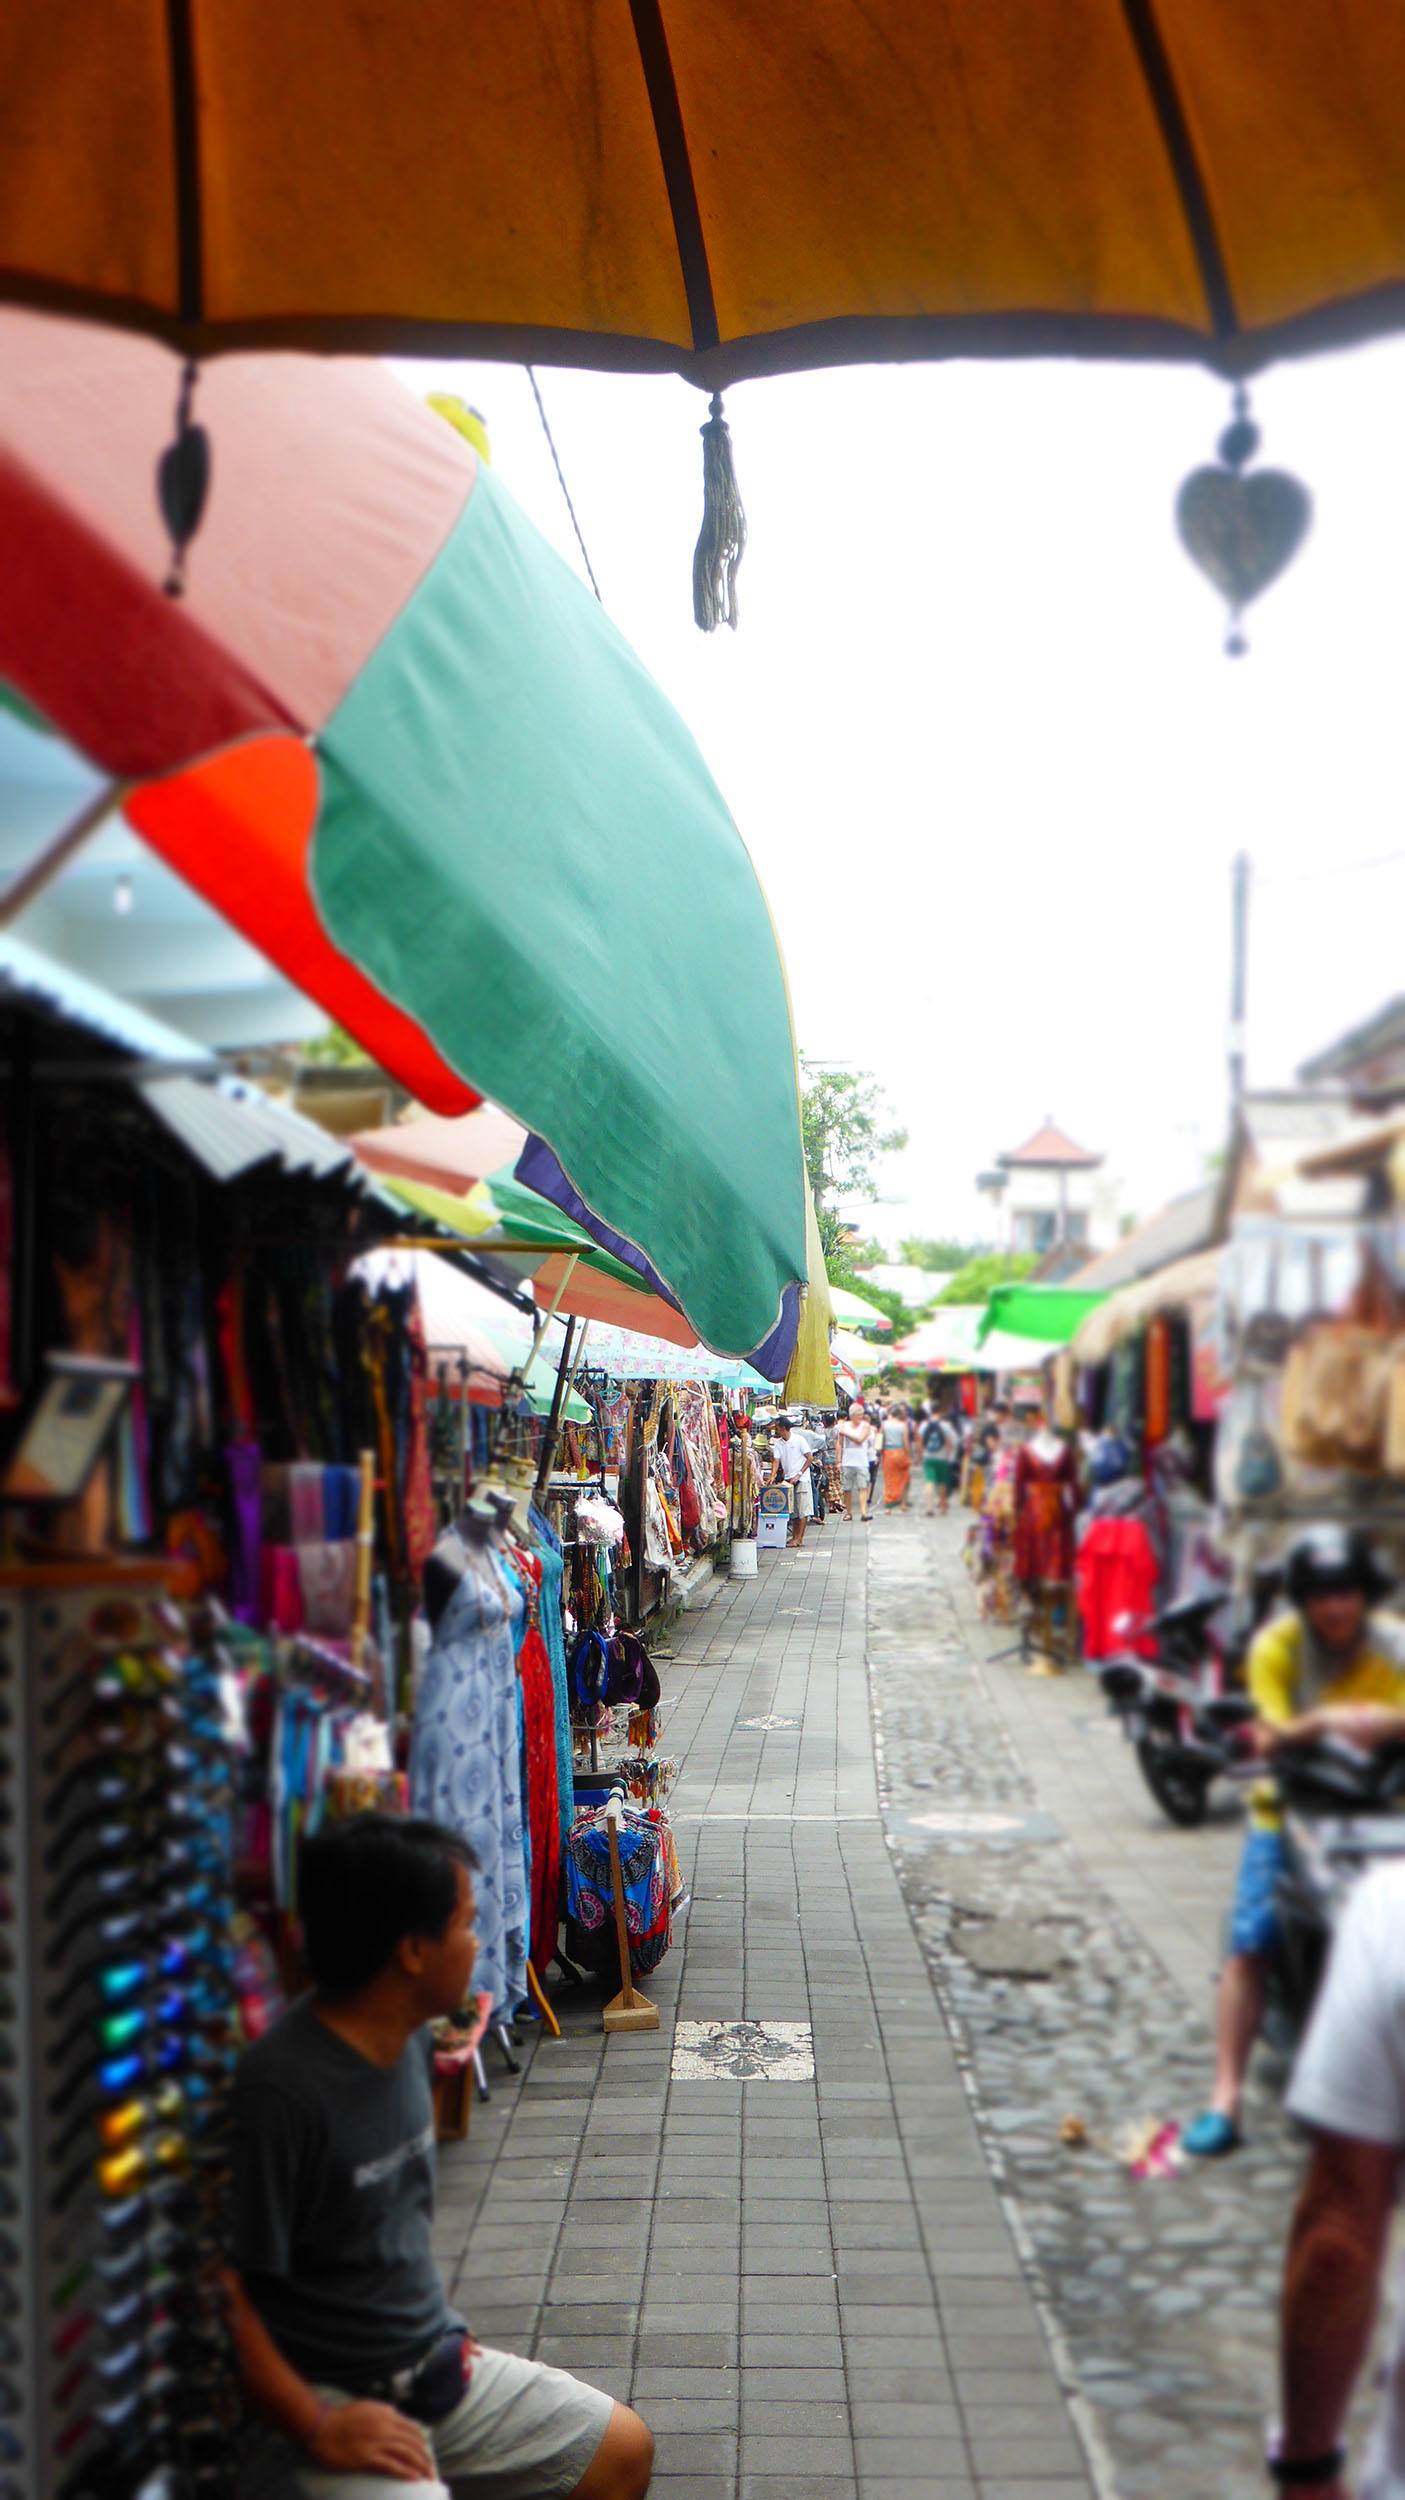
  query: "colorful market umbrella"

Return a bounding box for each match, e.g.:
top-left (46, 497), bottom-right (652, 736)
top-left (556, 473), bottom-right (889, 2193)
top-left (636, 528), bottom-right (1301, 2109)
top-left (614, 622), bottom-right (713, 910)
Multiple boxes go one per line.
top-left (0, 309), bottom-right (809, 1360)
top-left (894, 1308), bottom-right (987, 1367)
top-left (352, 1107), bottom-right (529, 1199)
top-left (7, 9), bottom-right (1405, 383)
top-left (377, 1168), bottom-right (706, 1353)
top-left (571, 1324), bottom-right (774, 1390)
top-left (827, 1285), bottom-right (893, 1336)
top-left (358, 1249), bottom-right (591, 1421)
top-left (830, 1328), bottom-right (881, 1377)
top-left (977, 1285), bottom-right (1109, 1347)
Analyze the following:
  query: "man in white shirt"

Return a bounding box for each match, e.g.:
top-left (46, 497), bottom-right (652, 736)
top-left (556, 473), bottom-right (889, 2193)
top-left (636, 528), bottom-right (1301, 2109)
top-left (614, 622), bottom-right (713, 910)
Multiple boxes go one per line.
top-left (769, 1416), bottom-right (815, 1549)
top-left (1278, 1859), bottom-right (1405, 2500)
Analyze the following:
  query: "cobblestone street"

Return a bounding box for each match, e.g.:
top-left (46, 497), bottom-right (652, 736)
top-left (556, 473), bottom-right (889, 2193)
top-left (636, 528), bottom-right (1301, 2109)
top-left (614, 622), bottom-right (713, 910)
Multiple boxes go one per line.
top-left (433, 1505), bottom-right (1330, 2500)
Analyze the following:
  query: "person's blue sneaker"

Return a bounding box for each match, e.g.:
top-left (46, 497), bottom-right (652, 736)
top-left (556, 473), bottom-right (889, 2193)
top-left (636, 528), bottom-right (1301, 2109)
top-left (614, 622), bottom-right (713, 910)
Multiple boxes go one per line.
top-left (1182, 2110), bottom-right (1241, 2157)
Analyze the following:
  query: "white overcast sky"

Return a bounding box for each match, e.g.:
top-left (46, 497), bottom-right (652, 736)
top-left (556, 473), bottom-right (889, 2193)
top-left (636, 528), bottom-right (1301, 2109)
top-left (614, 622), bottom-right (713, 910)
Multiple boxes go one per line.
top-left (396, 338), bottom-right (1405, 1249)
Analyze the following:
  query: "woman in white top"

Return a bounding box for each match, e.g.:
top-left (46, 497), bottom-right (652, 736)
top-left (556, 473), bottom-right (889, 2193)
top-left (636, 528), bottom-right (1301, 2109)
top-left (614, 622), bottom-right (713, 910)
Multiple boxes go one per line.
top-left (834, 1401), bottom-right (874, 1525)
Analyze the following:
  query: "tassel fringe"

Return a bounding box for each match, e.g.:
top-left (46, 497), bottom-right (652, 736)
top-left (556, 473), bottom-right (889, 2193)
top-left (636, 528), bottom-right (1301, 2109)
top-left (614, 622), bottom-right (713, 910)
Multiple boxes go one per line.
top-left (693, 393), bottom-right (746, 632)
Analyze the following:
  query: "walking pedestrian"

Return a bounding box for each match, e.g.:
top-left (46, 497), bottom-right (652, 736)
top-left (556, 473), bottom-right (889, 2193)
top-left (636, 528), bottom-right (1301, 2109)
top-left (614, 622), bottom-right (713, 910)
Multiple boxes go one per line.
top-left (881, 1400), bottom-right (913, 1511)
top-left (227, 1813), bottom-right (654, 2500)
top-left (922, 1408), bottom-right (959, 1515)
top-left (835, 1401), bottom-right (873, 1523)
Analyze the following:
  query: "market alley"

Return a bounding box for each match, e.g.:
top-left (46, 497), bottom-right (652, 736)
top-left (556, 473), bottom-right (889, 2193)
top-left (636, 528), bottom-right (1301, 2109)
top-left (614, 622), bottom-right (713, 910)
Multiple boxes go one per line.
top-left (436, 1520), bottom-right (1100, 2500)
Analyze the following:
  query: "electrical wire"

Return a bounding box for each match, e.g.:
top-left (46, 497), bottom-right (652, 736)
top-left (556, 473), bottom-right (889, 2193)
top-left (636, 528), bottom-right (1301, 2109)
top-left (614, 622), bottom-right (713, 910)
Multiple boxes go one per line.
top-left (526, 366), bottom-right (604, 604)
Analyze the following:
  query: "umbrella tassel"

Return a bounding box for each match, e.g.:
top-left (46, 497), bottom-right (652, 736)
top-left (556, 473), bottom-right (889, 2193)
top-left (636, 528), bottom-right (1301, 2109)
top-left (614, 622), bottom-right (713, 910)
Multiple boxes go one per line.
top-left (693, 392), bottom-right (746, 632)
top-left (158, 358), bottom-right (212, 598)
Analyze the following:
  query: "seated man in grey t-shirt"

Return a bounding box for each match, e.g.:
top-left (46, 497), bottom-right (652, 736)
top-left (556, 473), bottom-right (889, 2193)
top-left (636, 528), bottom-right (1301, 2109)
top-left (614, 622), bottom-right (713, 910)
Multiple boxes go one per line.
top-left (227, 1813), bottom-right (653, 2498)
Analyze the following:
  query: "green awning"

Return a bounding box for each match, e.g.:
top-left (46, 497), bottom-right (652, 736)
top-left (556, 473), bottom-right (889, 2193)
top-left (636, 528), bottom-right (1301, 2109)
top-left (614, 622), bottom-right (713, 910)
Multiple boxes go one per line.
top-left (977, 1285), bottom-right (1108, 1347)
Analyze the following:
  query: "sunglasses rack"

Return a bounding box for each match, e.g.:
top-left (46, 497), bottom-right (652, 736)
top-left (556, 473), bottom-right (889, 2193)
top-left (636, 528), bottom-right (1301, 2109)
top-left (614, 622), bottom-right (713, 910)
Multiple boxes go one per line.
top-left (1, 1565), bottom-right (241, 2500)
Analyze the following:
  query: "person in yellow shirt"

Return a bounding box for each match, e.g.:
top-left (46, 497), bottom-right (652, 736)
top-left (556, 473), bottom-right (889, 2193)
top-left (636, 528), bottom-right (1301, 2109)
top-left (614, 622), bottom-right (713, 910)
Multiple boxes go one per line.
top-left (1184, 1529), bottom-right (1405, 2159)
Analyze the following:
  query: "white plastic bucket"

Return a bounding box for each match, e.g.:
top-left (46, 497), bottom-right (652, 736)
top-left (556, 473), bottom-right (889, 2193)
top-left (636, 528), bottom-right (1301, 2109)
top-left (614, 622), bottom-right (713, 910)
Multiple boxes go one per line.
top-left (729, 1537), bottom-right (758, 1579)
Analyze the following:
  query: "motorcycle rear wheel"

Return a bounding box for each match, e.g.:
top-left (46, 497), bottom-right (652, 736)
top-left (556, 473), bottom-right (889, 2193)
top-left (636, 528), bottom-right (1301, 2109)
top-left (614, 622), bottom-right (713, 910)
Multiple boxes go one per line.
top-left (1135, 1732), bottom-right (1211, 1828)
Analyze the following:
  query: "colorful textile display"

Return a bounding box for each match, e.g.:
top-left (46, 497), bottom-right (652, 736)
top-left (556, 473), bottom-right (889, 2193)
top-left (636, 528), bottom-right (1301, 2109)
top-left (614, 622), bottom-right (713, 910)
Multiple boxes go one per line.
top-left (1076, 1516), bottom-right (1160, 1661)
top-left (529, 1502), bottom-right (577, 1856)
top-left (506, 1541), bottom-right (563, 1976)
top-left (411, 1546), bottom-right (529, 2018)
top-left (563, 1802), bottom-right (675, 1980)
top-left (1013, 1440), bottom-right (1078, 1585)
top-left (967, 1445), bottom-right (1019, 1622)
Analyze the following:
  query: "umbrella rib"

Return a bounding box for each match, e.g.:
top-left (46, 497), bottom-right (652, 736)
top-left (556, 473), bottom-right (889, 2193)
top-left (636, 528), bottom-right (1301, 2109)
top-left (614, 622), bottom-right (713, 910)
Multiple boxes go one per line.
top-left (1117, 0), bottom-right (1237, 342)
top-left (627, 0), bottom-right (720, 355)
top-left (165, 0), bottom-right (204, 323)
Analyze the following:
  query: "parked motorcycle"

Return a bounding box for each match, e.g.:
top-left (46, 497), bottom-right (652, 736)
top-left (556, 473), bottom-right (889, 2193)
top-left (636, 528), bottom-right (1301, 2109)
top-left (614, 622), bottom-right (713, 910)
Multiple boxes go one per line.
top-left (1261, 1735), bottom-right (1405, 2050)
top-left (1098, 1592), bottom-right (1258, 1827)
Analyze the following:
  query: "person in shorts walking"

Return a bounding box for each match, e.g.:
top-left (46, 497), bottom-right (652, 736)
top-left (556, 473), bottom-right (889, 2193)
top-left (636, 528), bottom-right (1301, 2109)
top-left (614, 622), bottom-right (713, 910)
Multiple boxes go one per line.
top-left (922, 1410), bottom-right (958, 1516)
top-left (227, 1814), bottom-right (653, 2498)
top-left (835, 1401), bottom-right (873, 1524)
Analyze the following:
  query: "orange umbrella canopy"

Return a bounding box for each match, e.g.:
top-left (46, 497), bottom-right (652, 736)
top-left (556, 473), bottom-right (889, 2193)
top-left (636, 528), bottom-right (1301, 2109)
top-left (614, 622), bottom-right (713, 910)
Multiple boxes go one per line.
top-left (2, 3), bottom-right (1405, 380)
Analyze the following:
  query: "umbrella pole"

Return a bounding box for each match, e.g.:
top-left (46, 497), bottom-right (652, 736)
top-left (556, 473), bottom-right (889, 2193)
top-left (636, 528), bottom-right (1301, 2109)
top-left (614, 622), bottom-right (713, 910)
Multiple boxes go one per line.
top-left (533, 1315), bottom-right (579, 1506)
top-left (527, 1251), bottom-right (580, 1369)
top-left (0, 782), bottom-right (130, 926)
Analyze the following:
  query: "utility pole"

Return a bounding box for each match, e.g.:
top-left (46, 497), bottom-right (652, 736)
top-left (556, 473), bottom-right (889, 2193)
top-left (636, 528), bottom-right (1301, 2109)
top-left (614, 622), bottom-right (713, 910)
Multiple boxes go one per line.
top-left (1229, 849), bottom-right (1251, 1132)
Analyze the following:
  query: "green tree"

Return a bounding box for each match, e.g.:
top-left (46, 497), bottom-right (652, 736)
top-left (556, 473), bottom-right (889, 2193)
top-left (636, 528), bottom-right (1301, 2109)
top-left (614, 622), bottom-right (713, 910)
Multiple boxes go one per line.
top-left (898, 1235), bottom-right (991, 1272)
top-left (934, 1250), bottom-right (1037, 1305)
top-left (301, 1023), bottom-right (372, 1068)
top-left (801, 1065), bottom-right (907, 1261)
top-left (823, 1260), bottom-right (915, 1341)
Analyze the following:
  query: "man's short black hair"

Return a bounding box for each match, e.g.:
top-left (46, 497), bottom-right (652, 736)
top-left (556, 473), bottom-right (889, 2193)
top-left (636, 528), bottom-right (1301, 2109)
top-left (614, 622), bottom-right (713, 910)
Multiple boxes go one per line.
top-left (299, 1814), bottom-right (478, 1995)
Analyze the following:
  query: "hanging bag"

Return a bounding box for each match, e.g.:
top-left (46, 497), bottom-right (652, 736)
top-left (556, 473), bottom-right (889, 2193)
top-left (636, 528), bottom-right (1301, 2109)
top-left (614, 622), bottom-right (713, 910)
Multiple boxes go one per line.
top-left (569, 1627), bottom-right (614, 1712)
top-left (603, 1631), bottom-right (662, 1710)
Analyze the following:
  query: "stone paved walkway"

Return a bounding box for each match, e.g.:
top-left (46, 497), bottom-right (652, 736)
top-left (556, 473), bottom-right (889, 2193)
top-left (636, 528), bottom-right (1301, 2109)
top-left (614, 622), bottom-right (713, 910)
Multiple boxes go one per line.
top-left (438, 1515), bottom-right (1099, 2500)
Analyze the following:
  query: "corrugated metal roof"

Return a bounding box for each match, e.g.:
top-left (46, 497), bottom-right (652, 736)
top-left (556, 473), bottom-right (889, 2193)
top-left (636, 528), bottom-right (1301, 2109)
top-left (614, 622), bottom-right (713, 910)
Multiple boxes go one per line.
top-left (1299, 996), bottom-right (1405, 1084)
top-left (1070, 1181), bottom-right (1220, 1292)
top-left (1242, 1091), bottom-right (1353, 1148)
top-left (0, 930), bottom-right (214, 1067)
top-left (138, 1073), bottom-right (364, 1189)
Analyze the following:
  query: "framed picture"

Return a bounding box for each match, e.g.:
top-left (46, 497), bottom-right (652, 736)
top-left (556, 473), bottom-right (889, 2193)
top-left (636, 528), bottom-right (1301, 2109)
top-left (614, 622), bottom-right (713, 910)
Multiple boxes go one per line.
top-left (0, 1353), bottom-right (141, 1505)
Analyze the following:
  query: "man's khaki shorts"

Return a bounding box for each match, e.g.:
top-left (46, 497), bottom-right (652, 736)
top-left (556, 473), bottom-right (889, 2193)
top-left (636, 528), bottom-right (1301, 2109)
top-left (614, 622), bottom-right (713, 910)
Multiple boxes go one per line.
top-left (239, 2346), bottom-right (618, 2500)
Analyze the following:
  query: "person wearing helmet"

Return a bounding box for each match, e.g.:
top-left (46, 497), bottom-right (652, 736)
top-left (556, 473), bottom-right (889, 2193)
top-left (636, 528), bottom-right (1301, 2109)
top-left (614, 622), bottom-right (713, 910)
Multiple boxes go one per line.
top-left (1184, 1528), bottom-right (1405, 2158)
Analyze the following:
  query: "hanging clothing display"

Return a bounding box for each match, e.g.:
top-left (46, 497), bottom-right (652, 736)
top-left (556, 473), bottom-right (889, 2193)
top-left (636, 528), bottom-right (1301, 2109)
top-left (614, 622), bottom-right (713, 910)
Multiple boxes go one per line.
top-left (530, 1501), bottom-right (577, 1855)
top-left (967, 1442), bottom-right (1019, 1621)
top-left (1076, 1515), bottom-right (1159, 1661)
top-left (563, 1801), bottom-right (678, 1979)
top-left (505, 1540), bottom-right (564, 1975)
top-left (411, 1542), bottom-right (529, 2018)
top-left (1013, 1437), bottom-right (1079, 1584)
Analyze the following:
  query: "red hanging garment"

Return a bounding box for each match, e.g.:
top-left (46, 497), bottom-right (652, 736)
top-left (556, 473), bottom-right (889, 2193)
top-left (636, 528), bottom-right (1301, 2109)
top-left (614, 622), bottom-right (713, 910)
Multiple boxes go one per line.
top-left (1076, 1516), bottom-right (1159, 1661)
top-left (511, 1547), bottom-right (562, 1966)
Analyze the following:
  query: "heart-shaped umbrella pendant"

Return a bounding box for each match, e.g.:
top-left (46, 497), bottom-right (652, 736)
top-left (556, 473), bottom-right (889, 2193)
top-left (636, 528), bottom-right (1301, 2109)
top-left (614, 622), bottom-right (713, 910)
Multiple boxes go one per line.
top-left (1176, 467), bottom-right (1311, 608)
top-left (1175, 396), bottom-right (1311, 653)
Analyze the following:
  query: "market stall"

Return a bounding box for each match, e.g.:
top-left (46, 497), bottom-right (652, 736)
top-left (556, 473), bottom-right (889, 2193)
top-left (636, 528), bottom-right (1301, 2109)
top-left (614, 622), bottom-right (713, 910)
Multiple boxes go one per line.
top-left (0, 945), bottom-right (706, 2498)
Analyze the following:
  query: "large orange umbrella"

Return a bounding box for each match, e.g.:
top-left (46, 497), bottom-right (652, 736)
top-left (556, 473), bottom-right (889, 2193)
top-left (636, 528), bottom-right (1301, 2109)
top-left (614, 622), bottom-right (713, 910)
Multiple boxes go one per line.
top-left (1, 5), bottom-right (1403, 382)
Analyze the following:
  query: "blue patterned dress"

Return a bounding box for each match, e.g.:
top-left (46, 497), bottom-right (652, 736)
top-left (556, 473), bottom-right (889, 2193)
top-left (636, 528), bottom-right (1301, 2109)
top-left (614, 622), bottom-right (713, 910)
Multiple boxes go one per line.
top-left (529, 1503), bottom-right (576, 1855)
top-left (410, 1553), bottom-right (528, 2017)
